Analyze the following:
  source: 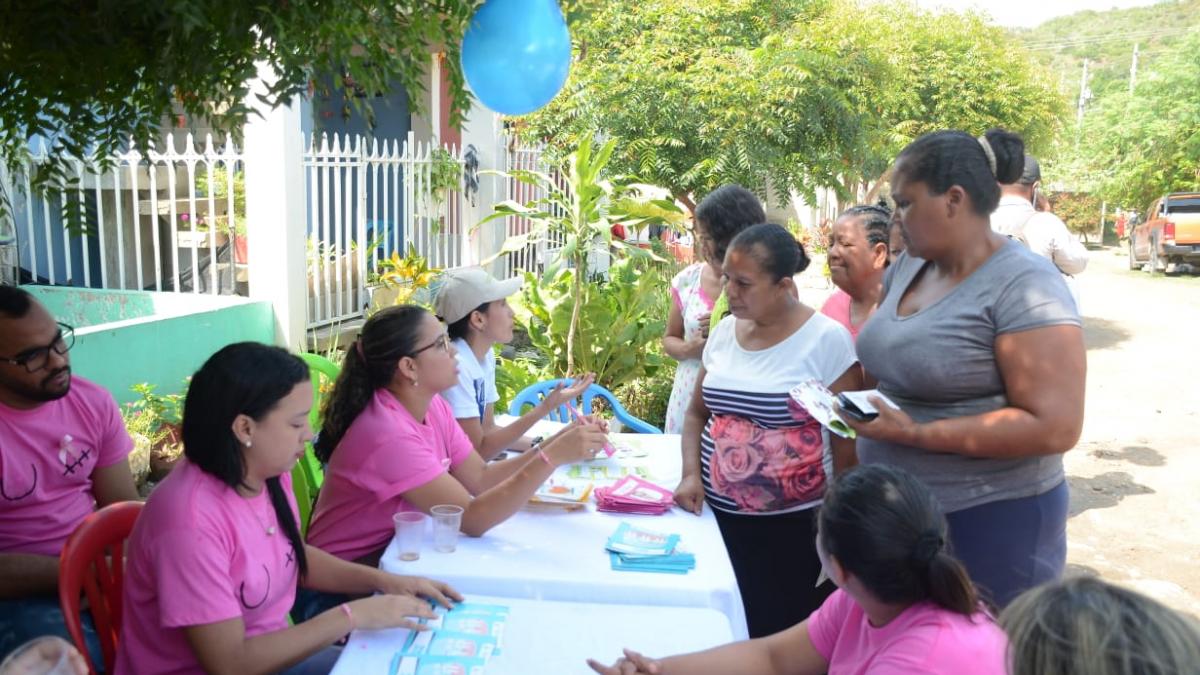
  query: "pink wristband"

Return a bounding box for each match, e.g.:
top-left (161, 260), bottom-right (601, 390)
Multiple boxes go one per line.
top-left (339, 603), bottom-right (355, 630)
top-left (537, 448), bottom-right (552, 466)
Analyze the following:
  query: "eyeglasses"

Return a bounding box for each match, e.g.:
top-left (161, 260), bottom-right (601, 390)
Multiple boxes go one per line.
top-left (410, 332), bottom-right (451, 357)
top-left (1, 323), bottom-right (75, 373)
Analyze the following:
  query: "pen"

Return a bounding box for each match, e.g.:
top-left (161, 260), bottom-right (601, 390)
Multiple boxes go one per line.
top-left (565, 400), bottom-right (615, 457)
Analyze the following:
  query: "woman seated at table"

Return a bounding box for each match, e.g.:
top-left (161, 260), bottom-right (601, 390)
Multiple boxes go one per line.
top-left (116, 343), bottom-right (460, 675)
top-left (820, 204), bottom-right (892, 341)
top-left (673, 223), bottom-right (861, 638)
top-left (306, 304), bottom-right (609, 562)
top-left (589, 464), bottom-right (1008, 675)
top-left (434, 266), bottom-right (595, 460)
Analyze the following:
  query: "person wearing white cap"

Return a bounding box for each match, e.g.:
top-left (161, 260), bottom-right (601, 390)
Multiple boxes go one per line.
top-left (434, 267), bottom-right (595, 460)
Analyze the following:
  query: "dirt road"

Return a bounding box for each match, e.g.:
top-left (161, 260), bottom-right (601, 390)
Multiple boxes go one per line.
top-left (1066, 249), bottom-right (1200, 614)
top-left (799, 249), bottom-right (1200, 614)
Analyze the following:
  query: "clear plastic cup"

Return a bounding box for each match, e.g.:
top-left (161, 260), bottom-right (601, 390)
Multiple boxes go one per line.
top-left (393, 511), bottom-right (426, 561)
top-left (431, 504), bottom-right (464, 553)
top-left (0, 636), bottom-right (84, 675)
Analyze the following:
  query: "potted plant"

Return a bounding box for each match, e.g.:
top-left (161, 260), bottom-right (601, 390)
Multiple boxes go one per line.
top-left (415, 148), bottom-right (461, 234)
top-left (369, 244), bottom-right (441, 313)
top-left (196, 166), bottom-right (247, 262)
top-left (122, 382), bottom-right (186, 484)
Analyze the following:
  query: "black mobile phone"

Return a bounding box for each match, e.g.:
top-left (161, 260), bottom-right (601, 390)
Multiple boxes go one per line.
top-left (837, 393), bottom-right (878, 422)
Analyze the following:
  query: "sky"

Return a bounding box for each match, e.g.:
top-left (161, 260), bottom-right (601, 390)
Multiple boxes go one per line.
top-left (914, 0), bottom-right (1164, 28)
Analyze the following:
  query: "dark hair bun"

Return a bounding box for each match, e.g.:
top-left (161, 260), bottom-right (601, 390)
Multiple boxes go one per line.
top-left (794, 239), bottom-right (811, 275)
top-left (985, 128), bottom-right (1025, 185)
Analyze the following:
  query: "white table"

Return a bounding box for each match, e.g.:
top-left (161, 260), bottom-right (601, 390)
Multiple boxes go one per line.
top-left (379, 429), bottom-right (749, 640)
top-left (331, 594), bottom-right (734, 674)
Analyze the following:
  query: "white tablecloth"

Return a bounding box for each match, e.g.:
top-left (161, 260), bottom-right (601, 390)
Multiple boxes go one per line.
top-left (379, 428), bottom-right (748, 640)
top-left (331, 594), bottom-right (734, 675)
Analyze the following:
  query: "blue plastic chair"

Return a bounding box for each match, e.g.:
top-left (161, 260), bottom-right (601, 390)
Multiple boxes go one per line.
top-left (507, 378), bottom-right (662, 434)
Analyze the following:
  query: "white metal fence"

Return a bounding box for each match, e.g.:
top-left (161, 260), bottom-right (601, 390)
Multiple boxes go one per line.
top-left (2, 135), bottom-right (245, 295)
top-left (1, 131), bottom-right (479, 332)
top-left (502, 144), bottom-right (567, 279)
top-left (303, 131), bottom-right (471, 330)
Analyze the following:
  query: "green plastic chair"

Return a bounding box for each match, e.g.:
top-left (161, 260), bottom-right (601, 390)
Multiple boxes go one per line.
top-left (291, 352), bottom-right (341, 534)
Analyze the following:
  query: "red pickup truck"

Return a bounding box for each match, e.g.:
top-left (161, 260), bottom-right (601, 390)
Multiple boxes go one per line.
top-left (1129, 192), bottom-right (1200, 274)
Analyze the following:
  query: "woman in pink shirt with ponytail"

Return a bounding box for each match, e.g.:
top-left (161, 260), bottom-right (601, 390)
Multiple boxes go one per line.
top-left (589, 464), bottom-right (1007, 675)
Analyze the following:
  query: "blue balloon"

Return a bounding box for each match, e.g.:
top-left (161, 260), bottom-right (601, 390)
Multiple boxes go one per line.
top-left (461, 0), bottom-right (572, 116)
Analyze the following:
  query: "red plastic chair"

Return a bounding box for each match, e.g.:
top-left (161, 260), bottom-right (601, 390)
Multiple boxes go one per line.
top-left (58, 501), bottom-right (144, 675)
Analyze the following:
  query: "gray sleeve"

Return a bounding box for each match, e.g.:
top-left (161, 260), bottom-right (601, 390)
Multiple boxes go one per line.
top-left (993, 258), bottom-right (1082, 335)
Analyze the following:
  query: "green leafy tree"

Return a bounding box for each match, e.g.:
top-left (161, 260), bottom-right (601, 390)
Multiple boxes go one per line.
top-left (801, 2), bottom-right (1066, 205)
top-left (1072, 29), bottom-right (1200, 210)
top-left (517, 0), bottom-right (866, 211)
top-left (1048, 191), bottom-right (1102, 239)
top-left (0, 0), bottom-right (598, 232)
top-left (519, 0), bottom-right (1065, 212)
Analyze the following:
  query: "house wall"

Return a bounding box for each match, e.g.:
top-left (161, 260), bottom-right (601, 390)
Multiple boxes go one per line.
top-left (308, 74), bottom-right (411, 142)
top-left (25, 285), bottom-right (276, 405)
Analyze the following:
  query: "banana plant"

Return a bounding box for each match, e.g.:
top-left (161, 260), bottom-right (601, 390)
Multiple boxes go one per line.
top-left (478, 136), bottom-right (681, 375)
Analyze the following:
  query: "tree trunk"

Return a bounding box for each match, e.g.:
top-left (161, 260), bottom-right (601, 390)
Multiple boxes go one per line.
top-left (675, 191), bottom-right (697, 219)
top-left (864, 166), bottom-right (894, 205)
top-left (566, 251), bottom-right (585, 376)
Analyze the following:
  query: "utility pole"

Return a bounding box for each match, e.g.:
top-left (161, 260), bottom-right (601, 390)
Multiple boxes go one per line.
top-left (1129, 43), bottom-right (1140, 94)
top-left (1077, 59), bottom-right (1091, 129)
top-left (1075, 59), bottom-right (1091, 149)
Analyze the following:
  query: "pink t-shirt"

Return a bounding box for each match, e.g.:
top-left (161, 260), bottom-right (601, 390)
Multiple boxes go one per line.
top-left (0, 376), bottom-right (133, 556)
top-left (115, 459), bottom-right (300, 675)
top-left (819, 289), bottom-right (862, 341)
top-left (807, 589), bottom-right (1007, 675)
top-left (306, 391), bottom-right (474, 560)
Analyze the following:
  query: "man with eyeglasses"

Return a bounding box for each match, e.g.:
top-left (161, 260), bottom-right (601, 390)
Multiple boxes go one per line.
top-left (0, 285), bottom-right (138, 664)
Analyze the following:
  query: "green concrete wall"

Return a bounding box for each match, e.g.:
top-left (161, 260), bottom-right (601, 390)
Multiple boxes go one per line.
top-left (23, 286), bottom-right (276, 406)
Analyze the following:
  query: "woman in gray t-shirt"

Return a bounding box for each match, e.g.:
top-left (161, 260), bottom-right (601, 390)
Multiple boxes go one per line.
top-left (848, 128), bottom-right (1085, 608)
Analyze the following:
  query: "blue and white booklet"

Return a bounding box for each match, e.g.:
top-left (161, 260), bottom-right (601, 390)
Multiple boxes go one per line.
top-left (605, 522), bottom-right (695, 574)
top-left (605, 522), bottom-right (680, 556)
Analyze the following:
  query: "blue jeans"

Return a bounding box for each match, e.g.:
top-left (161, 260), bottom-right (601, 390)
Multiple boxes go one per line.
top-left (291, 587), bottom-right (354, 625)
top-left (945, 480), bottom-right (1069, 609)
top-left (0, 597), bottom-right (103, 670)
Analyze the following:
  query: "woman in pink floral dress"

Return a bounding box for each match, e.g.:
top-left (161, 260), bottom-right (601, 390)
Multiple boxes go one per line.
top-left (674, 224), bottom-right (860, 638)
top-left (662, 185), bottom-right (764, 434)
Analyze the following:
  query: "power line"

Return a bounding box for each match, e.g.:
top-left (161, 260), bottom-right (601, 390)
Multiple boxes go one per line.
top-left (1024, 27), bottom-right (1195, 51)
top-left (1022, 25), bottom-right (1195, 46)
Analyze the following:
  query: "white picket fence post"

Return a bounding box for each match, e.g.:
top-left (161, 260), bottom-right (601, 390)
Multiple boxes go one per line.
top-left (244, 61), bottom-right (308, 350)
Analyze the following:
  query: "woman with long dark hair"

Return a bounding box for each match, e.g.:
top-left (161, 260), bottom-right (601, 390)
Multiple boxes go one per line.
top-left (848, 129), bottom-right (1085, 607)
top-left (116, 343), bottom-right (459, 675)
top-left (306, 305), bottom-right (607, 563)
top-left (590, 465), bottom-right (1007, 674)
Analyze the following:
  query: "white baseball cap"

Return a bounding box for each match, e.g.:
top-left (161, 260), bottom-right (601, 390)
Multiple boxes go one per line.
top-left (434, 267), bottom-right (523, 325)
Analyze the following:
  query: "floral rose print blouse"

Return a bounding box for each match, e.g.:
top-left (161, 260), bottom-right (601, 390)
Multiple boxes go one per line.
top-left (699, 312), bottom-right (856, 514)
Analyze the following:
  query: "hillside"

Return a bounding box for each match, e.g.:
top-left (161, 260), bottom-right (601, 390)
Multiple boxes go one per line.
top-left (1016, 0), bottom-right (1200, 99)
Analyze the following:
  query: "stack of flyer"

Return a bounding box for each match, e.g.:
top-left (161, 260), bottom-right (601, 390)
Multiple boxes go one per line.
top-left (388, 602), bottom-right (508, 675)
top-left (605, 522), bottom-right (695, 574)
top-left (527, 479), bottom-right (593, 511)
top-left (593, 475), bottom-right (674, 515)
